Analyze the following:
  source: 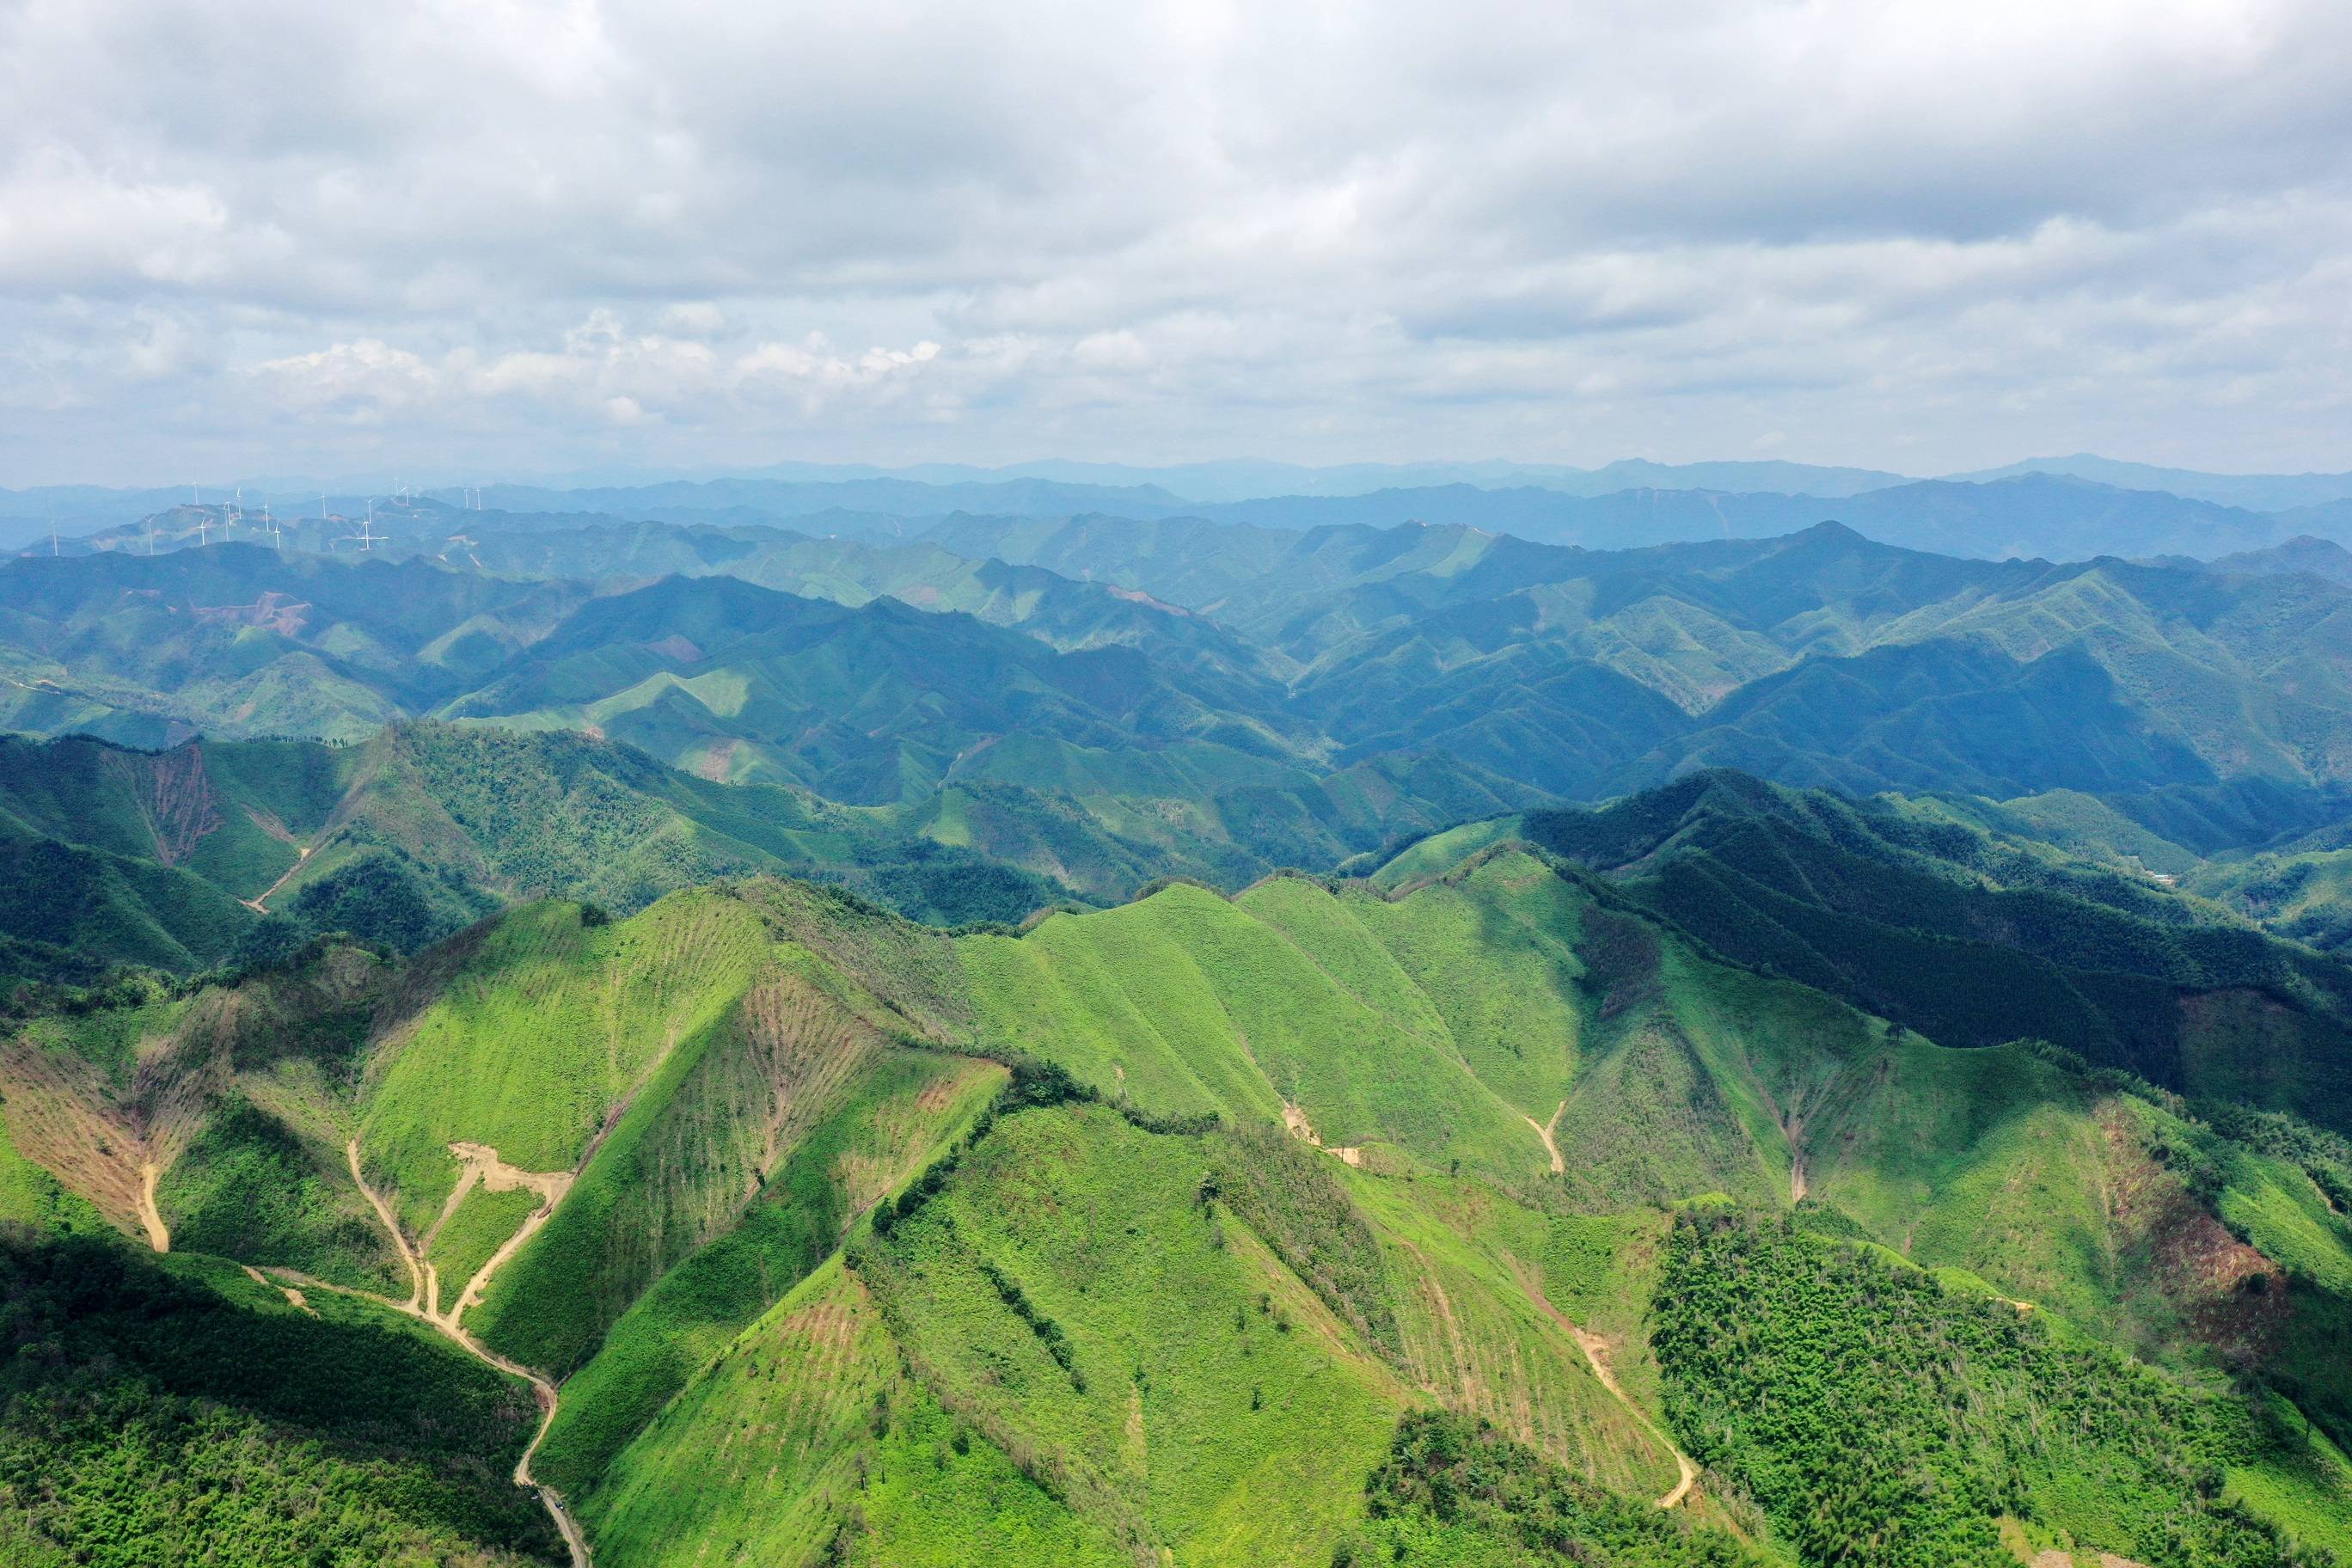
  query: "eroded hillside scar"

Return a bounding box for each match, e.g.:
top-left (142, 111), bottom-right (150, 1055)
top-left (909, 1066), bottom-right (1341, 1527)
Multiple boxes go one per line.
top-left (437, 1142), bottom-right (573, 1330)
top-left (1282, 1098), bottom-right (1363, 1165)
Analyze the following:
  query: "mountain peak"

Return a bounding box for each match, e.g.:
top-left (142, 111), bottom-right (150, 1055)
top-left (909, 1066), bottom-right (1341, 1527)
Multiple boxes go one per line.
top-left (1785, 518), bottom-right (1872, 546)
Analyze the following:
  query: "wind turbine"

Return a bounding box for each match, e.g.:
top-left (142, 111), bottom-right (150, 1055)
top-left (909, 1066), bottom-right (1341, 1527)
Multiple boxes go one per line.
top-left (334, 501), bottom-right (377, 554)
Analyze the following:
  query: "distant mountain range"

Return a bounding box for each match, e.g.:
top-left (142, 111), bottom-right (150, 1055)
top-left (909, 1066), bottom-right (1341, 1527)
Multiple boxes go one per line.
top-left (1954, 452), bottom-right (2352, 512)
top-left (14, 451), bottom-right (2352, 560)
top-left (6, 514), bottom-right (2348, 818)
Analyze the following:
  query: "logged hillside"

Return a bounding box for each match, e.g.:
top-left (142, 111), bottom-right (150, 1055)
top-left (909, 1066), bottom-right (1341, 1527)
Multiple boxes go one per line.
top-left (3, 793), bottom-right (2349, 1565)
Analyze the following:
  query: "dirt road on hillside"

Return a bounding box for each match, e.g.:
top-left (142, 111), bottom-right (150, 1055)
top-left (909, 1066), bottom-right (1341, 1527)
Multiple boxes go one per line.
top-left (333, 1137), bottom-right (590, 1565)
top-left (240, 843), bottom-right (314, 914)
top-left (1524, 1100), bottom-right (1566, 1174)
top-left (346, 1139), bottom-right (423, 1308)
top-left (1516, 1263), bottom-right (1698, 1510)
top-left (136, 1161), bottom-right (169, 1252)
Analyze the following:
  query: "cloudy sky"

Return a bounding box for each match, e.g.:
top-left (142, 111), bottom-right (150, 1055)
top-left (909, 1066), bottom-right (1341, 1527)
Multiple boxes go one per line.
top-left (3, 0), bottom-right (2349, 485)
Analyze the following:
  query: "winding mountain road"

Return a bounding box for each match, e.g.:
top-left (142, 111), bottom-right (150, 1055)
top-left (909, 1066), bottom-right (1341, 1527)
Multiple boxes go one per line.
top-left (135, 1161), bottom-right (169, 1253)
top-left (1517, 1264), bottom-right (1698, 1510)
top-left (334, 1137), bottom-right (591, 1565)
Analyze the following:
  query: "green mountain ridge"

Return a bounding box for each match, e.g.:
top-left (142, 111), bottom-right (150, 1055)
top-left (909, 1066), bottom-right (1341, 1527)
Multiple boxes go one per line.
top-left (1, 793), bottom-right (2347, 1565)
top-left (0, 715), bottom-right (1559, 989)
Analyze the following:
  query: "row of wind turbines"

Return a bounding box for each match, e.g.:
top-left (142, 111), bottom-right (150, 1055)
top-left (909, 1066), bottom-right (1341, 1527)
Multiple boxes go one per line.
top-left (139, 481), bottom-right (488, 556)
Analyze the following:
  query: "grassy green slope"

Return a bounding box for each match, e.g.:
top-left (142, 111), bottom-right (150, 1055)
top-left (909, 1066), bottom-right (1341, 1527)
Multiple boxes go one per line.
top-left (859, 1102), bottom-right (1408, 1564)
top-left (358, 891), bottom-right (770, 1234)
top-left (531, 1049), bottom-right (1002, 1496)
top-left (1307, 857), bottom-right (1588, 1118)
top-left (8, 793), bottom-right (2349, 1568)
top-left (591, 1093), bottom-right (1703, 1566)
top-left (582, 1256), bottom-right (1132, 1568)
top-left (1343, 1162), bottom-right (1681, 1500)
top-left (964, 867), bottom-right (1571, 1181)
top-left (583, 858), bottom-right (1751, 1559)
top-left (156, 1091), bottom-right (402, 1291)
top-left (448, 878), bottom-right (986, 1387)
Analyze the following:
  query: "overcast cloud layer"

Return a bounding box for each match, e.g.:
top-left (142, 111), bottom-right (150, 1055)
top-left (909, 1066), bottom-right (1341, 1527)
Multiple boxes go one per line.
top-left (3, 0), bottom-right (2349, 484)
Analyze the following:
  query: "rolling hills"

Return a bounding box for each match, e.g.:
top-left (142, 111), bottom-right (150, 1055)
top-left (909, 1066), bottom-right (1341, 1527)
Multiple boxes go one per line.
top-left (2, 781), bottom-right (2348, 1565)
top-left (3, 515), bottom-right (2349, 1005)
top-left (935, 512), bottom-right (2352, 799)
top-left (77, 464), bottom-right (2352, 562)
top-left (0, 726), bottom-right (1093, 983)
top-left (10, 517), bottom-right (2352, 817)
top-left (0, 713), bottom-right (1559, 989)
top-left (1520, 769), bottom-right (2352, 1130)
top-left (3, 465), bottom-right (2351, 1565)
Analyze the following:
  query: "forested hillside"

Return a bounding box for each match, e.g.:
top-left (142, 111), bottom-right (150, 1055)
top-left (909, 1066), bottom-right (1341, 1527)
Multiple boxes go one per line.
top-left (2, 810), bottom-right (2347, 1565)
top-left (1522, 770), bottom-right (2352, 1128)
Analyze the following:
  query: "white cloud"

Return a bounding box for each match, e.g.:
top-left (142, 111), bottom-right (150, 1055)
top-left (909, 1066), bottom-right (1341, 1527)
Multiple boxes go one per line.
top-left (248, 319), bottom-right (955, 430)
top-left (0, 0), bottom-right (2347, 480)
top-left (658, 301), bottom-right (726, 338)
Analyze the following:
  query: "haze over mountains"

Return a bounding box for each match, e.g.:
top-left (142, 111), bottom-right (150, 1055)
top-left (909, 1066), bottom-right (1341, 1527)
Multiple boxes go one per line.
top-left (12, 452), bottom-right (2352, 561)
